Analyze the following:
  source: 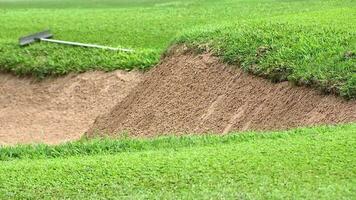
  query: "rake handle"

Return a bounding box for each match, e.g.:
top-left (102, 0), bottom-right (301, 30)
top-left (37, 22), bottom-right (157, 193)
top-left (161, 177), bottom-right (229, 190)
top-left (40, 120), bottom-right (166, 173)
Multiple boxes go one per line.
top-left (40, 38), bottom-right (133, 52)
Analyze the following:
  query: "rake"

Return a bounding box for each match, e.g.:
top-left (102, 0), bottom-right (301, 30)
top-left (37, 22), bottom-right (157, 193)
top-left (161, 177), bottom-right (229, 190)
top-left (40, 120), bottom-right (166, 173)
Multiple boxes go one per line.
top-left (19, 30), bottom-right (133, 52)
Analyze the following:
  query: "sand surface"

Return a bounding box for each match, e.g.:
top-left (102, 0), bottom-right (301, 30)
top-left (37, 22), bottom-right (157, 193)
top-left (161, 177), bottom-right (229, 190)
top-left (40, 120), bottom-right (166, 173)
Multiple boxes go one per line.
top-left (0, 70), bottom-right (142, 145)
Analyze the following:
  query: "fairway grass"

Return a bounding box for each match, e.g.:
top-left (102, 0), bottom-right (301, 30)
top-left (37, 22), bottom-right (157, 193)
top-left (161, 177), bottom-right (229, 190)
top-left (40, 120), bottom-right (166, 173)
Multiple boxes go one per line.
top-left (0, 0), bottom-right (355, 98)
top-left (0, 124), bottom-right (355, 199)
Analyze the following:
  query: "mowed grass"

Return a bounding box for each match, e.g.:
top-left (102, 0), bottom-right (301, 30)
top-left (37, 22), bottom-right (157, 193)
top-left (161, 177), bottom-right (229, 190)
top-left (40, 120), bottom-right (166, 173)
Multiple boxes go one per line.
top-left (0, 124), bottom-right (355, 199)
top-left (0, 0), bottom-right (355, 98)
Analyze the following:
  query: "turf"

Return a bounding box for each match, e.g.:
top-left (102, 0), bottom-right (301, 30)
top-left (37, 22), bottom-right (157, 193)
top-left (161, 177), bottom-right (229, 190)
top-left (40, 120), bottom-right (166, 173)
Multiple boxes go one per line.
top-left (175, 9), bottom-right (356, 98)
top-left (0, 124), bottom-right (355, 199)
top-left (0, 0), bottom-right (355, 98)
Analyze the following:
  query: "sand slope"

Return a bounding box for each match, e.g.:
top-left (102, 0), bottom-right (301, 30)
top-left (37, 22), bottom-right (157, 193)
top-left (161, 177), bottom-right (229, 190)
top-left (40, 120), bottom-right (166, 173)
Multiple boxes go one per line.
top-left (87, 48), bottom-right (356, 137)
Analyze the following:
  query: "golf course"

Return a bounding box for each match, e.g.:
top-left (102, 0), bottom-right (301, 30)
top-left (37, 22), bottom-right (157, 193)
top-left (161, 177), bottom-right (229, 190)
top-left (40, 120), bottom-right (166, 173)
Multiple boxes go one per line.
top-left (0, 0), bottom-right (355, 199)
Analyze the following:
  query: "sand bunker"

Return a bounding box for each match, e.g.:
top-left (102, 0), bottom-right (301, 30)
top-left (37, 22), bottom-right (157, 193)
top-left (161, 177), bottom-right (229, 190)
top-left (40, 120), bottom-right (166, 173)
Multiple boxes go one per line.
top-left (0, 70), bottom-right (142, 145)
top-left (86, 48), bottom-right (356, 137)
top-left (1, 47), bottom-right (355, 145)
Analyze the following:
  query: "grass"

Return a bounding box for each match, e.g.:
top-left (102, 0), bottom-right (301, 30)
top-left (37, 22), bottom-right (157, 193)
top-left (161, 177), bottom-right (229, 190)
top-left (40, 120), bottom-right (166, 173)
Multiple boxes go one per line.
top-left (0, 124), bottom-right (355, 199)
top-left (0, 0), bottom-right (355, 97)
top-left (1, 1), bottom-right (355, 198)
top-left (175, 10), bottom-right (356, 98)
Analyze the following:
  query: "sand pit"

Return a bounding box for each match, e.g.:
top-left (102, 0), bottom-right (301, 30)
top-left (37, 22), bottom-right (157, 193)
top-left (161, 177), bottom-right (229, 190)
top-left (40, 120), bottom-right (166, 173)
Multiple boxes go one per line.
top-left (0, 70), bottom-right (143, 145)
top-left (87, 48), bottom-right (356, 137)
top-left (1, 48), bottom-right (355, 145)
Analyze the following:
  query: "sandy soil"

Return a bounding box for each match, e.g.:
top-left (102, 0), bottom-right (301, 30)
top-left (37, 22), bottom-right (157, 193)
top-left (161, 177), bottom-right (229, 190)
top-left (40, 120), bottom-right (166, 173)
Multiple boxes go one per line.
top-left (0, 70), bottom-right (143, 145)
top-left (87, 48), bottom-right (356, 137)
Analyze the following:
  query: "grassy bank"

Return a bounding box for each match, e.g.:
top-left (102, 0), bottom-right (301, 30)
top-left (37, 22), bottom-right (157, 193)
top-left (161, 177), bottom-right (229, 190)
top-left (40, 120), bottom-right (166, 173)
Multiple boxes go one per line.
top-left (175, 8), bottom-right (356, 98)
top-left (0, 124), bottom-right (355, 199)
top-left (0, 0), bottom-right (355, 97)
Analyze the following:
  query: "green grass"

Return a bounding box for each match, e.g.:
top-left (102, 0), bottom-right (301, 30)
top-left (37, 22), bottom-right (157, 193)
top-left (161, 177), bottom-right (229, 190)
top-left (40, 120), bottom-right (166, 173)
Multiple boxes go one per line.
top-left (1, 2), bottom-right (355, 198)
top-left (0, 124), bottom-right (355, 199)
top-left (0, 0), bottom-right (355, 97)
top-left (175, 10), bottom-right (356, 97)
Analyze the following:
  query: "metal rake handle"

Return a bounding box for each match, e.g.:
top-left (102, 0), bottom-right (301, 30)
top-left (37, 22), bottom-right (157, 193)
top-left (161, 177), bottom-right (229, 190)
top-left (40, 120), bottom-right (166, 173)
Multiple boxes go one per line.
top-left (40, 38), bottom-right (134, 52)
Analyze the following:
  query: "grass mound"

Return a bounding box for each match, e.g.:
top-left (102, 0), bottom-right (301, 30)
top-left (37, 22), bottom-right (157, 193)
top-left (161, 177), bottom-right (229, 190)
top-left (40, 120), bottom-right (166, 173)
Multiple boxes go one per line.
top-left (0, 124), bottom-right (355, 198)
top-left (0, 45), bottom-right (157, 78)
top-left (175, 17), bottom-right (356, 98)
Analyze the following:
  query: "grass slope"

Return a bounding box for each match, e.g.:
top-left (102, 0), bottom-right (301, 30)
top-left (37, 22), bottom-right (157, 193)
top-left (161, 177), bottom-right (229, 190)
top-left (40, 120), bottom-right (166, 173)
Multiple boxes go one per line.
top-left (0, 124), bottom-right (355, 199)
top-left (175, 9), bottom-right (356, 98)
top-left (0, 0), bottom-right (355, 97)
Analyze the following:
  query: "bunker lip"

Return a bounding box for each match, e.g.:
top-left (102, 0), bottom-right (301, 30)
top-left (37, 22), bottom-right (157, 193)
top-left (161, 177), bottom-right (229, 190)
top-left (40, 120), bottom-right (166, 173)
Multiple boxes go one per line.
top-left (1, 47), bottom-right (355, 146)
top-left (86, 47), bottom-right (356, 138)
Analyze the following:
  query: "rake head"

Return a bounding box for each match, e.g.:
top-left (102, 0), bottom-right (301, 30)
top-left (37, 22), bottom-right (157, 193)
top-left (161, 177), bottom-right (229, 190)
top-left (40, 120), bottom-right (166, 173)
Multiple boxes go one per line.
top-left (19, 30), bottom-right (53, 46)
